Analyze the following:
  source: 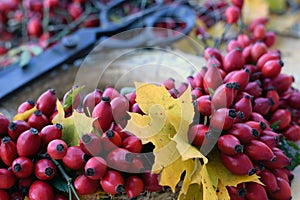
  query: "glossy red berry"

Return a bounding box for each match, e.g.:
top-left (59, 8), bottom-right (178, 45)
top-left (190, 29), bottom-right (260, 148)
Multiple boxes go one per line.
top-left (260, 169), bottom-right (279, 193)
top-left (36, 89), bottom-right (57, 117)
top-left (244, 80), bottom-right (263, 98)
top-left (237, 34), bottom-right (251, 48)
top-left (106, 148), bottom-right (133, 172)
top-left (263, 148), bottom-right (291, 169)
top-left (0, 189), bottom-right (9, 200)
top-left (269, 177), bottom-right (292, 200)
top-left (28, 180), bottom-right (54, 200)
top-left (16, 128), bottom-right (41, 157)
top-left (82, 89), bottom-right (103, 115)
top-left (85, 156), bottom-right (107, 180)
top-left (220, 153), bottom-right (256, 175)
top-left (35, 159), bottom-right (57, 181)
top-left (212, 83), bottom-right (238, 109)
top-left (253, 23), bottom-right (266, 40)
top-left (251, 42), bottom-right (267, 62)
top-left (122, 136), bottom-right (143, 153)
top-left (62, 146), bottom-right (86, 170)
top-left (266, 87), bottom-right (280, 112)
top-left (125, 176), bottom-right (144, 198)
top-left (7, 120), bottom-right (30, 142)
top-left (0, 137), bottom-right (17, 166)
top-left (111, 96), bottom-right (130, 123)
top-left (245, 121), bottom-right (268, 134)
top-left (262, 60), bottom-right (283, 78)
top-left (92, 97), bottom-right (113, 132)
top-left (287, 90), bottom-right (300, 109)
top-left (210, 108), bottom-right (236, 131)
top-left (100, 170), bottom-right (125, 195)
top-left (245, 182), bottom-right (268, 200)
top-left (223, 48), bottom-right (245, 72)
top-left (162, 77), bottom-right (175, 90)
top-left (0, 114), bottom-right (9, 135)
top-left (27, 17), bottom-right (42, 37)
top-left (27, 110), bottom-right (49, 131)
top-left (47, 139), bottom-right (68, 160)
top-left (244, 140), bottom-right (275, 161)
top-left (226, 69), bottom-right (250, 91)
top-left (74, 174), bottom-right (98, 195)
top-left (253, 97), bottom-right (273, 116)
top-left (228, 123), bottom-right (259, 144)
top-left (264, 31), bottom-right (276, 47)
top-left (142, 171), bottom-right (163, 192)
top-left (234, 95), bottom-right (252, 122)
top-left (249, 17), bottom-right (268, 32)
top-left (80, 133), bottom-right (103, 156)
top-left (283, 125), bottom-right (300, 142)
top-left (270, 109), bottom-right (291, 130)
top-left (217, 135), bottom-right (243, 155)
top-left (188, 124), bottom-right (209, 147)
top-left (102, 130), bottom-right (122, 152)
top-left (203, 59), bottom-right (223, 94)
top-left (256, 51), bottom-right (280, 71)
top-left (103, 87), bottom-right (121, 100)
top-left (39, 123), bottom-right (63, 146)
top-left (270, 73), bottom-right (294, 94)
top-left (68, 2), bottom-right (82, 20)
top-left (0, 168), bottom-right (16, 189)
top-left (227, 39), bottom-right (242, 52)
top-left (196, 95), bottom-right (213, 116)
top-left (204, 47), bottom-right (223, 63)
top-left (231, 0), bottom-right (244, 9)
top-left (12, 157), bottom-right (34, 178)
top-left (17, 100), bottom-right (35, 113)
top-left (225, 5), bottom-right (240, 24)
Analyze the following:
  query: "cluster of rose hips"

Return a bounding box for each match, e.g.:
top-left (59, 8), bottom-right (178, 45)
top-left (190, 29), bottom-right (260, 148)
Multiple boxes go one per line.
top-left (184, 0), bottom-right (300, 199)
top-left (0, 84), bottom-right (164, 199)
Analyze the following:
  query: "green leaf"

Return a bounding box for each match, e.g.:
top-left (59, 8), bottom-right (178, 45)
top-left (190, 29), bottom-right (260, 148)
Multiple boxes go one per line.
top-left (50, 176), bottom-right (69, 193)
top-left (120, 87), bottom-right (135, 96)
top-left (270, 120), bottom-right (281, 131)
top-left (29, 45), bottom-right (43, 56)
top-left (19, 50), bottom-right (31, 68)
top-left (63, 86), bottom-right (85, 110)
top-left (279, 138), bottom-right (300, 171)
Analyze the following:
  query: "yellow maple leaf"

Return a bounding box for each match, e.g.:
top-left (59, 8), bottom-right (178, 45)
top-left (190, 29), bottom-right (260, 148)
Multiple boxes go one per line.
top-left (52, 100), bottom-right (95, 146)
top-left (125, 82), bottom-right (205, 197)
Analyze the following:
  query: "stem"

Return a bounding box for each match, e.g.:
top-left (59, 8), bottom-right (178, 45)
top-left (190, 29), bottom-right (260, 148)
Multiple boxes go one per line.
top-left (50, 158), bottom-right (80, 200)
top-left (215, 23), bottom-right (231, 49)
top-left (238, 11), bottom-right (245, 34)
top-left (20, 2), bottom-right (28, 42)
top-left (43, 3), bottom-right (50, 48)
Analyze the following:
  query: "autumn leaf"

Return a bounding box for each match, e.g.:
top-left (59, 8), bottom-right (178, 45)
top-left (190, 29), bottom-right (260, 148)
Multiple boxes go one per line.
top-left (52, 100), bottom-right (95, 146)
top-left (125, 82), bottom-right (206, 197)
top-left (13, 106), bottom-right (37, 121)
